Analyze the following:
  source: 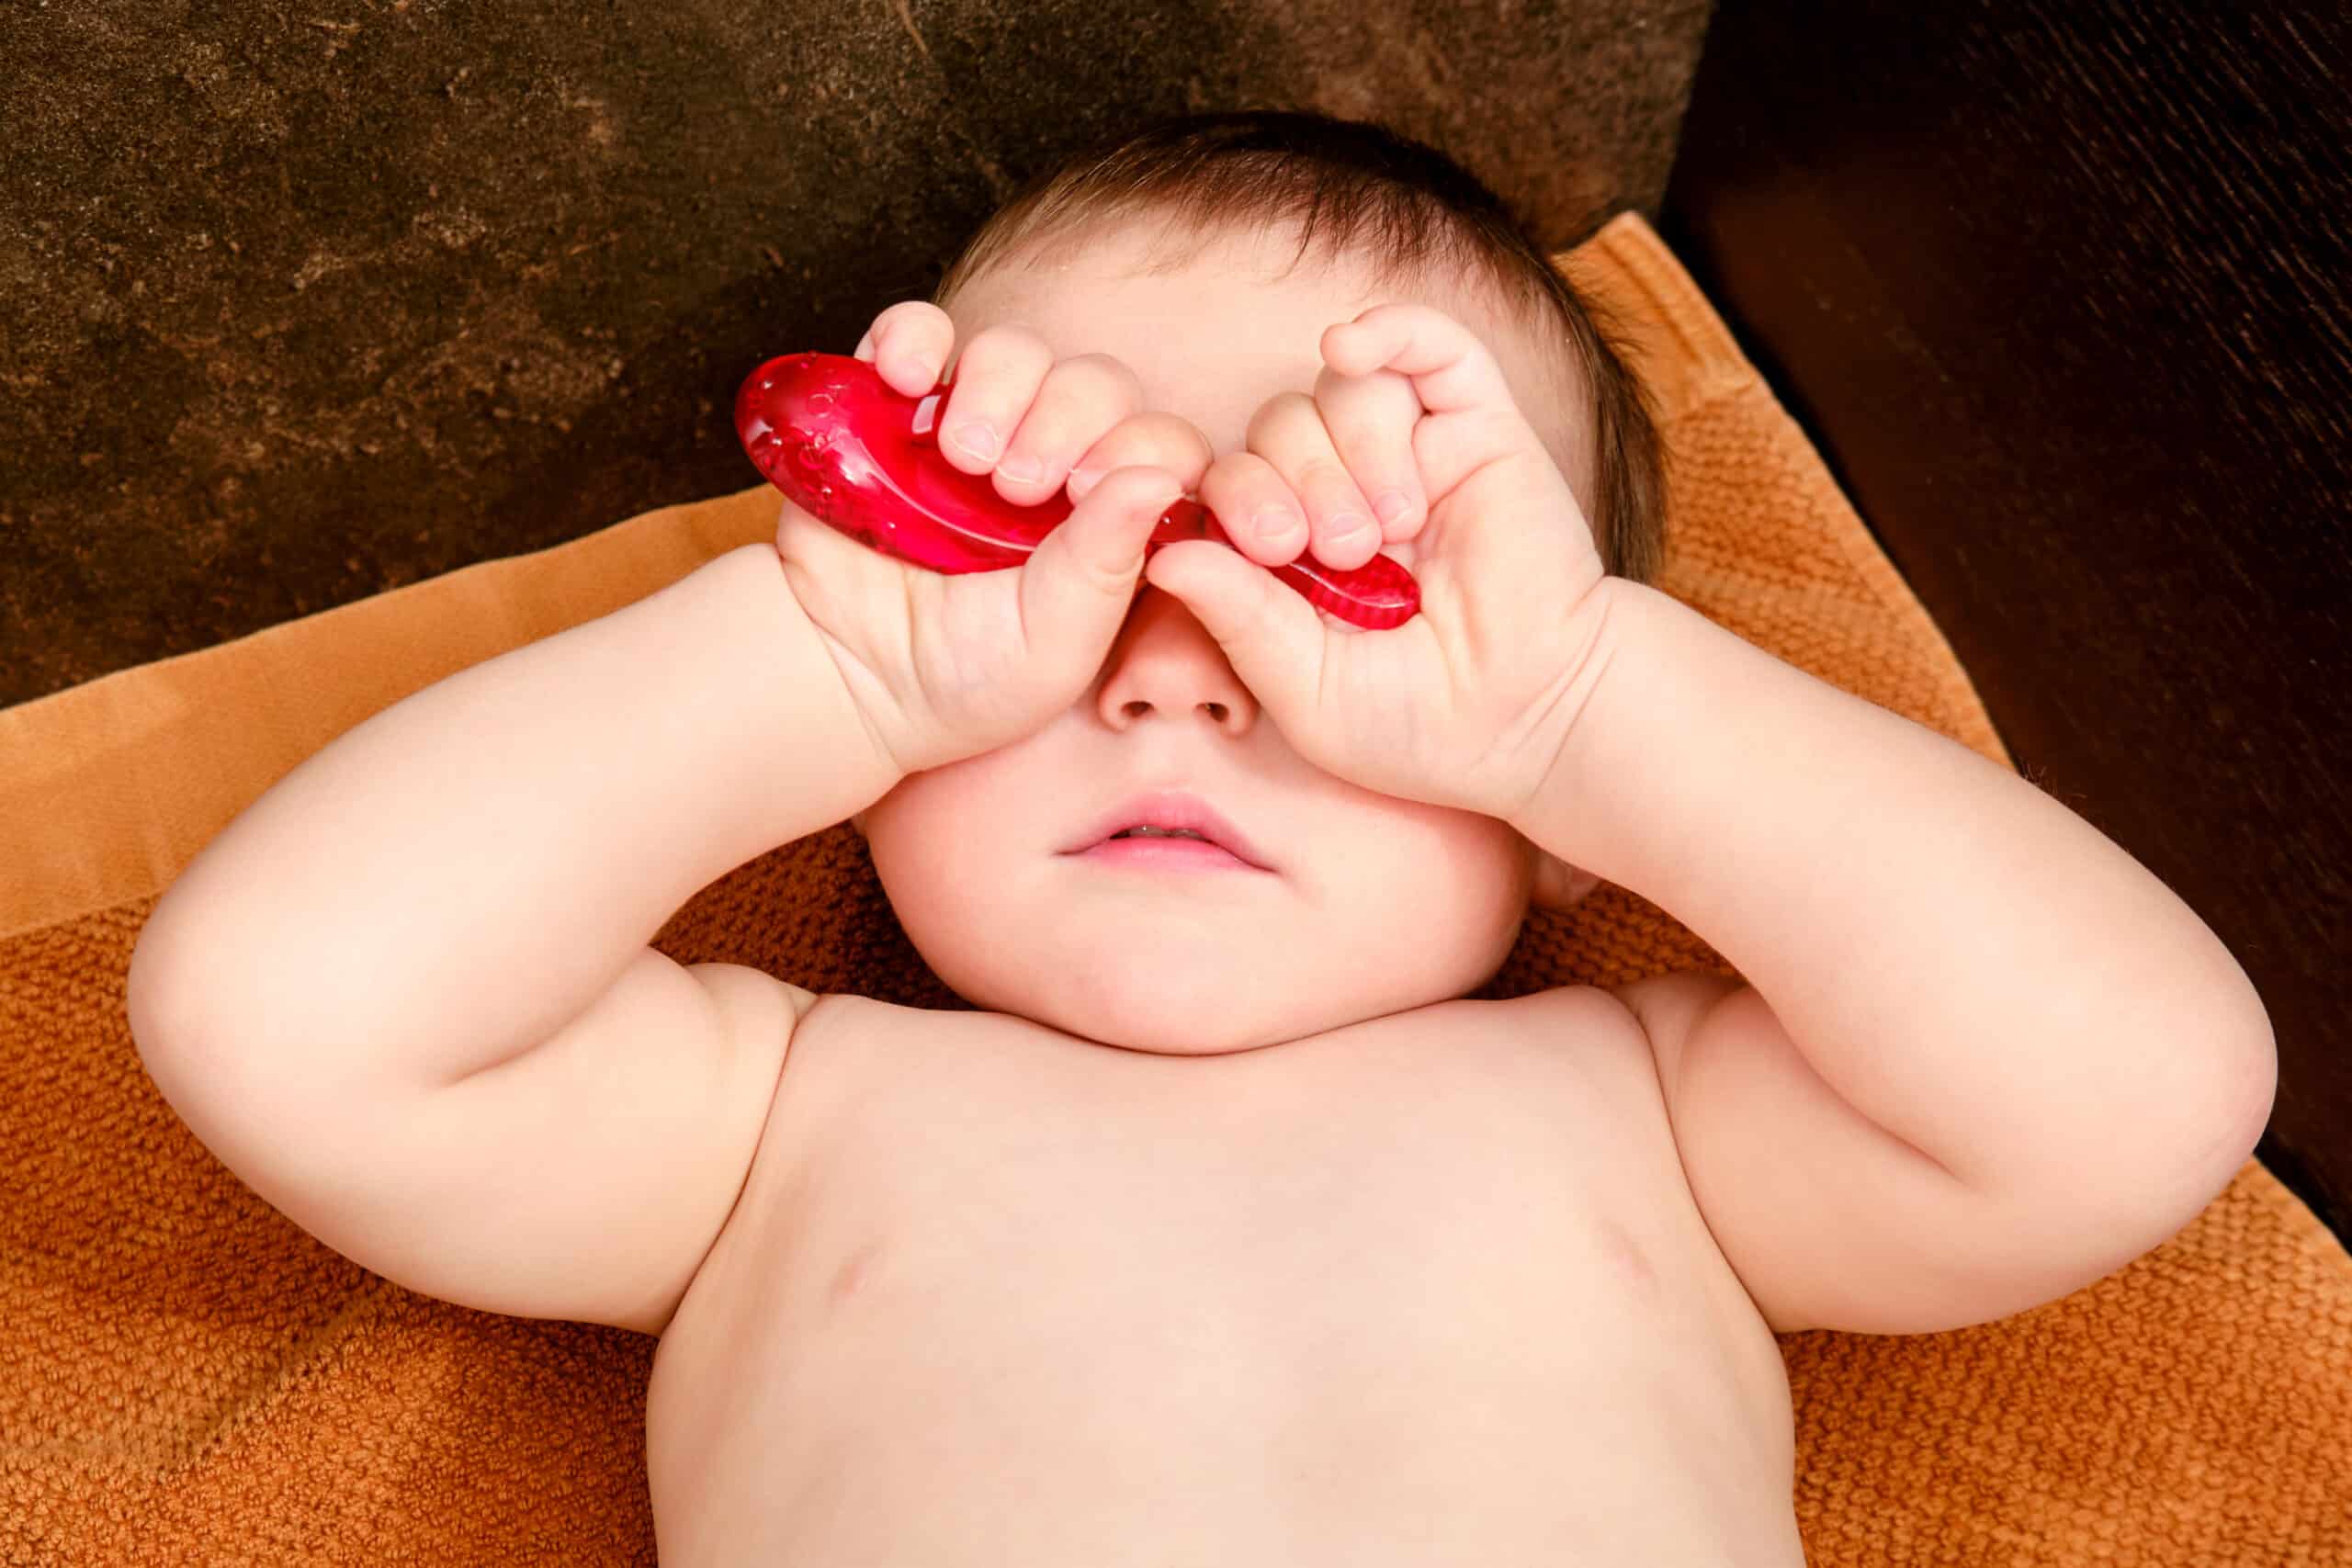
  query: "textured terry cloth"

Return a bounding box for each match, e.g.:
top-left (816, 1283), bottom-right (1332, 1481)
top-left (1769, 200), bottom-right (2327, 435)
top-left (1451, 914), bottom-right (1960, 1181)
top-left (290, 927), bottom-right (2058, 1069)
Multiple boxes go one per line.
top-left (4, 211), bottom-right (2347, 1566)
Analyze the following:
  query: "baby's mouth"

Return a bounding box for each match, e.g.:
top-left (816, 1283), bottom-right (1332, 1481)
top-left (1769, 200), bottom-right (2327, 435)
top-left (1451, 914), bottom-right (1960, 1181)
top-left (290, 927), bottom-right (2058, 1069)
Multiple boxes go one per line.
top-left (1059, 790), bottom-right (1279, 872)
top-left (1074, 832), bottom-right (1265, 872)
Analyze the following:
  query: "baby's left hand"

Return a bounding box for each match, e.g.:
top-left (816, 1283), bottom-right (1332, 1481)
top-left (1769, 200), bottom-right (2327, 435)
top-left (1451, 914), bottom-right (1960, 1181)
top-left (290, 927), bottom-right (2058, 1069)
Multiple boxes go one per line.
top-left (1141, 303), bottom-right (1622, 823)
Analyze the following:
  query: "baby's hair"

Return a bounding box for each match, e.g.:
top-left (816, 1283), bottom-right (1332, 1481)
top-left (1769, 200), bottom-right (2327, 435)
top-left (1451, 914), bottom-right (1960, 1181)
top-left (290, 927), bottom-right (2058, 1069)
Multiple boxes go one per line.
top-left (928, 108), bottom-right (1665, 586)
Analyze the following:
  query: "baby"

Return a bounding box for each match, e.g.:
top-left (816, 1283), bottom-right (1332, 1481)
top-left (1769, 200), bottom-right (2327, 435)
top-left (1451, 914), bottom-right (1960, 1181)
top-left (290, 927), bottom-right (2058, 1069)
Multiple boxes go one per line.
top-left (126, 111), bottom-right (2276, 1563)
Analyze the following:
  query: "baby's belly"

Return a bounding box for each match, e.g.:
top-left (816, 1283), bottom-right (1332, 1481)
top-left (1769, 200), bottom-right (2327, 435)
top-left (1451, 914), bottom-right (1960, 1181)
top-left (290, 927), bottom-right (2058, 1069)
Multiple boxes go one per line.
top-left (646, 991), bottom-right (1803, 1566)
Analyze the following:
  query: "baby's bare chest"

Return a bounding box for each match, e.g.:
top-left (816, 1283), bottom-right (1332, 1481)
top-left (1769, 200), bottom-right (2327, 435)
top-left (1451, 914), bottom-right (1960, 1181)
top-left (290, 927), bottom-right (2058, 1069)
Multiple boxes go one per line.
top-left (645, 993), bottom-right (1797, 1564)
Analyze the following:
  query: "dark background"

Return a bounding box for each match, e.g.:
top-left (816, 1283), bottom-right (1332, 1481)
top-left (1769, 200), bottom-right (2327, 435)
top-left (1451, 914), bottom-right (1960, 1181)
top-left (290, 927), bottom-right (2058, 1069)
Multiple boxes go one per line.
top-left (6, 0), bottom-right (2344, 1238)
top-left (1657, 0), bottom-right (2349, 1243)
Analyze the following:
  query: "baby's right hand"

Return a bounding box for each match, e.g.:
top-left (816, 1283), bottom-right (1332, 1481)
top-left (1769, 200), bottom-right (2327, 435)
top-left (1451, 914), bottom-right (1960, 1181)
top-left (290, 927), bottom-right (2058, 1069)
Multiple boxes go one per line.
top-left (776, 300), bottom-right (1214, 778)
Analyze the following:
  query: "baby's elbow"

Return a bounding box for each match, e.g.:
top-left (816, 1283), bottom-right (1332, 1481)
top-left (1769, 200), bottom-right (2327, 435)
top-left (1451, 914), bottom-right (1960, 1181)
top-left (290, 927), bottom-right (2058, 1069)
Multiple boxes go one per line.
top-left (2142, 934), bottom-right (2278, 1180)
top-left (2215, 1007), bottom-right (2278, 1161)
top-left (126, 908), bottom-right (215, 1077)
top-left (2146, 1006), bottom-right (2277, 1219)
top-left (2194, 958), bottom-right (2278, 1136)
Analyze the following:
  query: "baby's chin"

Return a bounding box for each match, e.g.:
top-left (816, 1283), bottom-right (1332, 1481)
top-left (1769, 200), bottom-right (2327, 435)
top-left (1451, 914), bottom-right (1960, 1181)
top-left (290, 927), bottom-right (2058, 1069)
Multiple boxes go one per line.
top-left (943, 956), bottom-right (1444, 1058)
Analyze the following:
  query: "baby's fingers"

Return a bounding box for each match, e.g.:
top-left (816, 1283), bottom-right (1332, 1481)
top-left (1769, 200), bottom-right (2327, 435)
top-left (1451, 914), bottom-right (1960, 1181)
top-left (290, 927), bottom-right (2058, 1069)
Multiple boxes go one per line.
top-left (990, 353), bottom-right (1147, 506)
top-left (1321, 303), bottom-right (1537, 502)
top-left (1066, 412), bottom-right (1216, 503)
top-left (854, 301), bottom-right (956, 396)
top-left (1321, 303), bottom-right (1519, 415)
top-left (1196, 451), bottom-right (1308, 567)
top-left (934, 324), bottom-right (1056, 480)
top-left (1310, 365), bottom-right (1427, 544)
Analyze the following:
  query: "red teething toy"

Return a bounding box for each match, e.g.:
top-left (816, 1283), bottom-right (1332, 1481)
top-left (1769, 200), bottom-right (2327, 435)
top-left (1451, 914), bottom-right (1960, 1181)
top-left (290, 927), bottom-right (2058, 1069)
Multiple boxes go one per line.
top-left (735, 352), bottom-right (1420, 630)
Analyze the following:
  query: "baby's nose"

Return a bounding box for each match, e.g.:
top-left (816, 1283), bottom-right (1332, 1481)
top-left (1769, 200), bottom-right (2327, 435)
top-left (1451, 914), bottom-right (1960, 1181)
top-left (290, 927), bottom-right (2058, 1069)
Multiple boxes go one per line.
top-left (1094, 589), bottom-right (1258, 732)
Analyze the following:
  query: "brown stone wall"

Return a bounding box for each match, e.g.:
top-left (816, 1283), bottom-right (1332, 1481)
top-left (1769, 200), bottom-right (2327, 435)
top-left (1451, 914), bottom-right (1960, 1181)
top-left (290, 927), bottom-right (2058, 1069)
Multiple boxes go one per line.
top-left (1, 0), bottom-right (1710, 705)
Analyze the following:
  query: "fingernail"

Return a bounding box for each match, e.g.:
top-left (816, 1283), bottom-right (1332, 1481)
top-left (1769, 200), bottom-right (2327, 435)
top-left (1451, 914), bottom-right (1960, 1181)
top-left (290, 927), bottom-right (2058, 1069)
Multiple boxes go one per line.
top-left (1069, 466), bottom-right (1102, 498)
top-left (998, 452), bottom-right (1044, 484)
top-left (948, 420), bottom-right (999, 461)
top-left (1327, 513), bottom-right (1373, 548)
top-left (1251, 504), bottom-right (1300, 541)
top-left (1374, 490), bottom-right (1412, 526)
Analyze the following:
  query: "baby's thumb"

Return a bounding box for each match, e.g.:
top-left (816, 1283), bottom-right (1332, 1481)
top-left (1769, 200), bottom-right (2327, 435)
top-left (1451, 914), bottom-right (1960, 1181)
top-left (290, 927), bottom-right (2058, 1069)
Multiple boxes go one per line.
top-left (1019, 464), bottom-right (1182, 663)
top-left (1138, 536), bottom-right (1323, 721)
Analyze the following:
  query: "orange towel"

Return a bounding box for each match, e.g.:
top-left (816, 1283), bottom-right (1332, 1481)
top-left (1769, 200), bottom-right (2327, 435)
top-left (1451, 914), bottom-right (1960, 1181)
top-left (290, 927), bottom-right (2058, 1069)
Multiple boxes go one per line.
top-left (4, 212), bottom-right (2346, 1565)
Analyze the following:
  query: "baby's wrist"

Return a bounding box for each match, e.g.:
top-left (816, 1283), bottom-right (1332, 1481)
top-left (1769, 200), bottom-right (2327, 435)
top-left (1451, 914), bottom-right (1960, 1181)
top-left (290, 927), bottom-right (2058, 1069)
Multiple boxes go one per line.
top-left (716, 542), bottom-right (906, 844)
top-left (1498, 574), bottom-right (1658, 839)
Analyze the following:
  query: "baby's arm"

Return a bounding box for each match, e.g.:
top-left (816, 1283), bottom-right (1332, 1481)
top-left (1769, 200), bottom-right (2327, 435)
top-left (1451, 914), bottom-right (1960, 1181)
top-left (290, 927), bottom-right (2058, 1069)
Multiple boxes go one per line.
top-left (125, 540), bottom-right (900, 1337)
top-left (1513, 582), bottom-right (2277, 1336)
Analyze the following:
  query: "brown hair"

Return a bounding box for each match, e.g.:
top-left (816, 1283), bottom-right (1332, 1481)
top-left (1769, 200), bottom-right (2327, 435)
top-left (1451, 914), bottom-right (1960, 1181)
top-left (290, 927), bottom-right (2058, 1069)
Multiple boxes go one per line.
top-left (929, 109), bottom-right (1665, 586)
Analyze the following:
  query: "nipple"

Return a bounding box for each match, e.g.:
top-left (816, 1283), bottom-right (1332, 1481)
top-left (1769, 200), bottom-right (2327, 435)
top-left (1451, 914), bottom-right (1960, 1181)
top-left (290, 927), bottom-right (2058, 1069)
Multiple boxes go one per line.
top-left (734, 351), bottom-right (1421, 630)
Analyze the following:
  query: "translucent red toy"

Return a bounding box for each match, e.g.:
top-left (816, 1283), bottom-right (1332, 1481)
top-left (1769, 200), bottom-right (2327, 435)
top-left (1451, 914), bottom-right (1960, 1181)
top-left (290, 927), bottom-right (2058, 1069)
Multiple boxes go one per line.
top-left (735, 351), bottom-right (1420, 630)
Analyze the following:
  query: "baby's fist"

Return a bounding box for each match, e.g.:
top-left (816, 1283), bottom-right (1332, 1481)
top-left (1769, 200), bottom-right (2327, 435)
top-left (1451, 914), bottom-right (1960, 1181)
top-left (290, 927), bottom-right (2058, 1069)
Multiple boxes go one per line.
top-left (788, 303), bottom-right (1218, 776)
top-left (1145, 302), bottom-right (1612, 823)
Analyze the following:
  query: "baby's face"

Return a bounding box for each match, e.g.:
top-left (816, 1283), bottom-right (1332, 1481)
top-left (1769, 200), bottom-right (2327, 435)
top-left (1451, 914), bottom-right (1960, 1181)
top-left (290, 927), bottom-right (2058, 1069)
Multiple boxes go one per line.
top-left (852, 215), bottom-right (1596, 1055)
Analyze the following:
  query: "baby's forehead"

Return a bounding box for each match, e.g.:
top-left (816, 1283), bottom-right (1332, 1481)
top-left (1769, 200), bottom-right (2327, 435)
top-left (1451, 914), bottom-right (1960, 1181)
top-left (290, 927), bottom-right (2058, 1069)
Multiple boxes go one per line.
top-left (956, 214), bottom-right (1591, 484)
top-left (1043, 214), bottom-right (1519, 324)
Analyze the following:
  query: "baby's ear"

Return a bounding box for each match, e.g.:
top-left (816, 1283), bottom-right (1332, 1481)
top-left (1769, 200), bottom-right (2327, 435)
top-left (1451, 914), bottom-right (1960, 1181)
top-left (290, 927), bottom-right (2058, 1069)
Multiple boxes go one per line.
top-left (1528, 843), bottom-right (1601, 913)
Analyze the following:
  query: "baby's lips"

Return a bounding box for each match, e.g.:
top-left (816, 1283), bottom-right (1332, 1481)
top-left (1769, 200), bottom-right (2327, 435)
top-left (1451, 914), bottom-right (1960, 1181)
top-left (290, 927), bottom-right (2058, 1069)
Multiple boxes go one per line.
top-left (736, 351), bottom-right (1421, 628)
